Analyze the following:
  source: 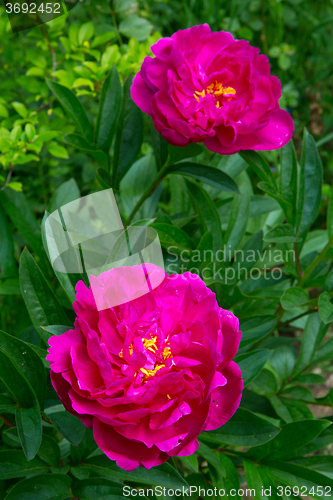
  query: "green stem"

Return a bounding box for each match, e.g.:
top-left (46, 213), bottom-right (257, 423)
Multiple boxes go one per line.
top-left (126, 163), bottom-right (169, 225)
top-left (298, 233), bottom-right (333, 287)
top-left (294, 242), bottom-right (303, 278)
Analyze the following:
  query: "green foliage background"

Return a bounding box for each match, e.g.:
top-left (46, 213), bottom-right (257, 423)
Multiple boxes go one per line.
top-left (0, 1), bottom-right (333, 499)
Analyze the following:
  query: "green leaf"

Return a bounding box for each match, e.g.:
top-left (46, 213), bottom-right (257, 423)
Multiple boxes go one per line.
top-left (280, 140), bottom-right (298, 224)
top-left (0, 450), bottom-right (48, 480)
top-left (240, 151), bottom-right (277, 190)
top-left (151, 223), bottom-right (194, 253)
top-left (270, 346), bottom-right (296, 381)
top-left (48, 411), bottom-right (85, 446)
top-left (49, 178), bottom-right (80, 214)
top-left (168, 143), bottom-right (203, 164)
top-left (247, 419), bottom-right (331, 462)
top-left (41, 212), bottom-right (77, 305)
top-left (281, 385), bottom-right (315, 403)
top-left (0, 329), bottom-right (46, 410)
top-left (318, 291), bottom-right (333, 324)
top-left (225, 190), bottom-right (250, 257)
top-left (258, 182), bottom-right (293, 221)
top-left (12, 101), bottom-right (28, 118)
top-left (0, 189), bottom-right (43, 261)
top-left (151, 120), bottom-right (168, 170)
top-left (198, 441), bottom-right (226, 478)
top-left (269, 395), bottom-right (313, 423)
top-left (296, 129), bottom-right (323, 244)
top-left (95, 65), bottom-right (122, 153)
top-left (16, 407), bottom-right (42, 461)
top-left (78, 22), bottom-right (95, 45)
top-left (5, 474), bottom-right (71, 500)
top-left (0, 204), bottom-right (16, 277)
top-left (46, 79), bottom-right (93, 143)
top-left (201, 408), bottom-right (280, 447)
top-left (36, 436), bottom-right (59, 469)
top-left (293, 373), bottom-right (326, 385)
top-left (265, 461), bottom-right (333, 496)
top-left (327, 187), bottom-right (333, 238)
top-left (293, 313), bottom-right (328, 374)
top-left (71, 478), bottom-right (123, 500)
top-left (240, 316), bottom-right (277, 348)
top-left (63, 133), bottom-right (109, 169)
top-left (48, 143), bottom-right (69, 159)
top-left (280, 287), bottom-right (309, 310)
top-left (91, 31), bottom-right (117, 48)
top-left (236, 349), bottom-right (272, 386)
top-left (186, 180), bottom-right (223, 253)
top-left (41, 325), bottom-right (70, 336)
top-left (20, 248), bottom-right (70, 344)
top-left (120, 154), bottom-right (161, 220)
top-left (0, 348), bottom-right (37, 408)
top-left (264, 223), bottom-right (301, 243)
top-left (82, 456), bottom-right (189, 488)
top-left (168, 162), bottom-right (239, 193)
top-left (244, 460), bottom-right (279, 500)
top-left (119, 15), bottom-right (153, 41)
top-left (113, 75), bottom-right (143, 186)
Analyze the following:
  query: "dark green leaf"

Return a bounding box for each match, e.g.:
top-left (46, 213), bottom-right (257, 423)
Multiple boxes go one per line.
top-left (225, 190), bottom-right (250, 256)
top-left (16, 407), bottom-right (42, 461)
top-left (296, 129), bottom-right (323, 244)
top-left (0, 450), bottom-right (48, 480)
top-left (41, 325), bottom-right (70, 336)
top-left (113, 75), bottom-right (143, 186)
top-left (198, 441), bottom-right (226, 478)
top-left (47, 411), bottom-right (85, 446)
top-left (46, 79), bottom-right (93, 143)
top-left (240, 316), bottom-right (277, 348)
top-left (0, 329), bottom-right (46, 409)
top-left (151, 119), bottom-right (168, 170)
top-left (20, 248), bottom-right (70, 344)
top-left (71, 478), bottom-right (124, 500)
top-left (96, 168), bottom-right (112, 189)
top-left (37, 435), bottom-right (60, 467)
top-left (244, 460), bottom-right (279, 500)
top-left (318, 292), bottom-right (333, 324)
top-left (151, 223), bottom-right (194, 253)
top-left (270, 346), bottom-right (296, 381)
top-left (269, 395), bottom-right (313, 423)
top-left (41, 211), bottom-right (77, 305)
top-left (63, 134), bottom-right (109, 169)
top-left (186, 180), bottom-right (223, 253)
top-left (294, 313), bottom-right (328, 374)
top-left (5, 473), bottom-right (71, 500)
top-left (120, 155), bottom-right (161, 221)
top-left (0, 204), bottom-right (16, 277)
top-left (0, 190), bottom-right (43, 261)
top-left (168, 162), bottom-right (239, 193)
top-left (240, 151), bottom-right (277, 190)
top-left (82, 457), bottom-right (189, 488)
top-left (280, 140), bottom-right (298, 224)
top-left (95, 65), bottom-right (122, 153)
top-left (264, 223), bottom-right (301, 243)
top-left (247, 419), bottom-right (331, 462)
top-left (258, 182), bottom-right (293, 221)
top-left (201, 408), bottom-right (280, 447)
top-left (280, 287), bottom-right (309, 310)
top-left (236, 349), bottom-right (272, 386)
top-left (168, 143), bottom-right (203, 164)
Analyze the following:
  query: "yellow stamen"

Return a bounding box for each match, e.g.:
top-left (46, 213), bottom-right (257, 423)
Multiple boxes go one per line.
top-left (193, 81), bottom-right (236, 108)
top-left (167, 394), bottom-right (172, 400)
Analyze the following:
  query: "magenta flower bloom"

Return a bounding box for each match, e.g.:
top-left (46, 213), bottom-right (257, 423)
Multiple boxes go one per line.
top-left (131, 24), bottom-right (294, 154)
top-left (47, 265), bottom-right (243, 471)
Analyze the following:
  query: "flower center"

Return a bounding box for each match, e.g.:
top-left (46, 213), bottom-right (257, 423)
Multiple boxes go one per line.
top-left (194, 81), bottom-right (236, 108)
top-left (120, 334), bottom-right (172, 382)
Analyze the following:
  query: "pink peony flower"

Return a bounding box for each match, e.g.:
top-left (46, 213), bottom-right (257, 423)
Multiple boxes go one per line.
top-left (47, 264), bottom-right (243, 471)
top-left (131, 24), bottom-right (294, 154)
